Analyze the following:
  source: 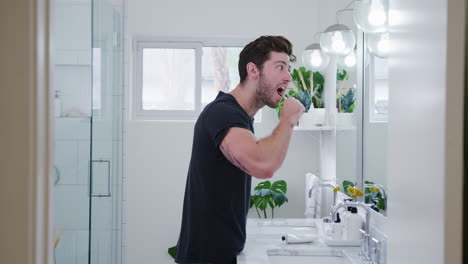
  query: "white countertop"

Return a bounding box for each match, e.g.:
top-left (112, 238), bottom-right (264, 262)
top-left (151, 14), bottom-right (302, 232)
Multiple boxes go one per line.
top-left (237, 218), bottom-right (366, 264)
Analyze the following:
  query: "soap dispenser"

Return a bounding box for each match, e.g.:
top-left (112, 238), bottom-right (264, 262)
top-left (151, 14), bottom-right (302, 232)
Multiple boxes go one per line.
top-left (342, 206), bottom-right (353, 220)
top-left (343, 207), bottom-right (364, 240)
top-left (331, 213), bottom-right (343, 240)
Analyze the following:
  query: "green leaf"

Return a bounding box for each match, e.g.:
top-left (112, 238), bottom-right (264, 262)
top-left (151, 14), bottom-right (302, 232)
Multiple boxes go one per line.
top-left (258, 197), bottom-right (269, 211)
top-left (272, 192), bottom-right (288, 207)
top-left (337, 69), bottom-right (348, 81)
top-left (340, 88), bottom-right (356, 113)
top-left (271, 180), bottom-right (287, 194)
top-left (254, 181), bottom-right (271, 190)
top-left (267, 199), bottom-right (275, 211)
top-left (168, 246), bottom-right (176, 259)
top-left (377, 198), bottom-right (386, 211)
top-left (298, 90), bottom-right (312, 112)
top-left (312, 71), bottom-right (325, 108)
top-left (365, 193), bottom-right (372, 204)
top-left (251, 179), bottom-right (289, 218)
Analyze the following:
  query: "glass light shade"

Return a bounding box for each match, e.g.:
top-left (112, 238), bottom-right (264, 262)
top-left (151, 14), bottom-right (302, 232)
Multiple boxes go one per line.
top-left (320, 24), bottom-right (356, 56)
top-left (302, 43), bottom-right (330, 71)
top-left (338, 50), bottom-right (357, 69)
top-left (354, 0), bottom-right (389, 33)
top-left (367, 32), bottom-right (389, 58)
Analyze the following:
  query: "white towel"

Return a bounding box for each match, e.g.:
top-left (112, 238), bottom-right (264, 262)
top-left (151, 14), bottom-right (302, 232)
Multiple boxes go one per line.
top-left (305, 173), bottom-right (321, 218)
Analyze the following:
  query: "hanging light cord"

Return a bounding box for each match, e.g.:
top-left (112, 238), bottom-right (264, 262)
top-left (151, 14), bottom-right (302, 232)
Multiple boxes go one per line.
top-left (335, 0), bottom-right (358, 24)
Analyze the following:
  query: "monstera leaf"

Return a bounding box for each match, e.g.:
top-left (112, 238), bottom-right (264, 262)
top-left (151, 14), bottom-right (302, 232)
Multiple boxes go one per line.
top-left (340, 88), bottom-right (356, 113)
top-left (298, 89), bottom-right (312, 112)
top-left (250, 180), bottom-right (289, 218)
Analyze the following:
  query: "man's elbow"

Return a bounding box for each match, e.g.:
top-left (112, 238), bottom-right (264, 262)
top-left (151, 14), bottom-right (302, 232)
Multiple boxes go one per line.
top-left (250, 166), bottom-right (276, 179)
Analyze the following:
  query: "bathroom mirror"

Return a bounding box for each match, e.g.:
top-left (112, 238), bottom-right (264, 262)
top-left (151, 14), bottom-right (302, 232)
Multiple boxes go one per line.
top-left (361, 32), bottom-right (389, 215)
top-left (335, 10), bottom-right (359, 203)
top-left (331, 3), bottom-right (389, 216)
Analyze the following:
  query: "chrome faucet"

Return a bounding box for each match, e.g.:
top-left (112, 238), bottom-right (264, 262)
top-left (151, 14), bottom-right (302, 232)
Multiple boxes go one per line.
top-left (308, 183), bottom-right (338, 220)
top-left (365, 183), bottom-right (387, 200)
top-left (332, 201), bottom-right (372, 261)
top-left (365, 183), bottom-right (387, 211)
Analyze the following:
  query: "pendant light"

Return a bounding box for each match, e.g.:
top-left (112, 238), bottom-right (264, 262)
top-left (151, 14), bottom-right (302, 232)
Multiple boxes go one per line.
top-left (302, 43), bottom-right (330, 71)
top-left (320, 24), bottom-right (356, 56)
top-left (354, 0), bottom-right (389, 33)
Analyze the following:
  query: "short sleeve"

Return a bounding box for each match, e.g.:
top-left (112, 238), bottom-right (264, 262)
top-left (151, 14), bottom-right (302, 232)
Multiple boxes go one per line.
top-left (202, 101), bottom-right (252, 147)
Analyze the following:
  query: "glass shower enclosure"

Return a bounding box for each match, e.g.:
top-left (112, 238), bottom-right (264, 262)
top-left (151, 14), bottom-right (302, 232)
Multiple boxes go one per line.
top-left (52, 0), bottom-right (123, 263)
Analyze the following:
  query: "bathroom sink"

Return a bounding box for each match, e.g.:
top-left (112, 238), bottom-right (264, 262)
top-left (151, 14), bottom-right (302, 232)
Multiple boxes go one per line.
top-left (259, 226), bottom-right (316, 234)
top-left (256, 219), bottom-right (316, 227)
top-left (267, 248), bottom-right (353, 264)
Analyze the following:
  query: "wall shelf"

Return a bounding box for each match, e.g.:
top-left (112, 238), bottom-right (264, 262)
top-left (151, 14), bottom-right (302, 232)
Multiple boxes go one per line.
top-left (294, 126), bottom-right (356, 131)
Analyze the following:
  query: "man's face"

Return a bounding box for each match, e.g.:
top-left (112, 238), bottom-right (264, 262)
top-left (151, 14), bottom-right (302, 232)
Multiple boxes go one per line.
top-left (256, 51), bottom-right (292, 108)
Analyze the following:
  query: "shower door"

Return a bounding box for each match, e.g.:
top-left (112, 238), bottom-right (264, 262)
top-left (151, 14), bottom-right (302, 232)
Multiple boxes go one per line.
top-left (53, 0), bottom-right (123, 263)
top-left (90, 0), bottom-right (123, 263)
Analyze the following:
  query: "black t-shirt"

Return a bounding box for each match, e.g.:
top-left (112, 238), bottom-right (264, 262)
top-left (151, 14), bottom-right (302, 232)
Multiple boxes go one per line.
top-left (175, 91), bottom-right (254, 263)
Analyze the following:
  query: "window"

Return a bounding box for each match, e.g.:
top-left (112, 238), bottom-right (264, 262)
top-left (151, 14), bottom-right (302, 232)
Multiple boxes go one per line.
top-left (133, 38), bottom-right (261, 121)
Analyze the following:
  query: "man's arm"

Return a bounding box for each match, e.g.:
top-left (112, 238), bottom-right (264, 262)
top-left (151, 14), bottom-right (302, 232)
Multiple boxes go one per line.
top-left (219, 98), bottom-right (304, 179)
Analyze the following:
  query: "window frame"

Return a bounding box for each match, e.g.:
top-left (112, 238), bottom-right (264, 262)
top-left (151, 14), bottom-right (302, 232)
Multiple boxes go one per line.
top-left (132, 37), bottom-right (251, 120)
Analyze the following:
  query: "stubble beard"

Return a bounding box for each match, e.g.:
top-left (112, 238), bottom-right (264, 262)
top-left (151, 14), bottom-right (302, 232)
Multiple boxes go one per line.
top-left (256, 73), bottom-right (278, 109)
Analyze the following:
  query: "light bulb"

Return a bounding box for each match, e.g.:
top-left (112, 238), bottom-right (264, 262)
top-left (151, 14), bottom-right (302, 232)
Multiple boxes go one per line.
top-left (338, 50), bottom-right (357, 69)
top-left (344, 53), bottom-right (356, 68)
top-left (368, 0), bottom-right (387, 26)
top-left (310, 50), bottom-right (323, 67)
top-left (302, 43), bottom-right (330, 71)
top-left (320, 24), bottom-right (356, 56)
top-left (332, 32), bottom-right (346, 53)
top-left (367, 32), bottom-right (389, 58)
top-left (354, 0), bottom-right (389, 33)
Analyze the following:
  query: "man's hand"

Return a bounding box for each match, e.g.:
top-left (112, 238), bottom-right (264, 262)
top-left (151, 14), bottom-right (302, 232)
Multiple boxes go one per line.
top-left (280, 98), bottom-right (305, 126)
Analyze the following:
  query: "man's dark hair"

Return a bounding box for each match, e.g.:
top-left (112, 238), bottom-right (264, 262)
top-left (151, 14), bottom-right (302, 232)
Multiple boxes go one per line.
top-left (238, 35), bottom-right (296, 83)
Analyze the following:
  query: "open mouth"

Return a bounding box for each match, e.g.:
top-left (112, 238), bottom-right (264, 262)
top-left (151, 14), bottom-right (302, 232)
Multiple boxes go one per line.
top-left (277, 87), bottom-right (286, 98)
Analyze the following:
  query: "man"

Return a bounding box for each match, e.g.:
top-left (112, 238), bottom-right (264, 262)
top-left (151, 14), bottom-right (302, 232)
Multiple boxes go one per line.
top-left (175, 36), bottom-right (305, 264)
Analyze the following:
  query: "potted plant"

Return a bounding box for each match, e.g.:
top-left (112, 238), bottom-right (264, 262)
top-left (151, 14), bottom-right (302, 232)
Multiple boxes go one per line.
top-left (250, 180), bottom-right (288, 218)
top-left (276, 67), bottom-right (326, 128)
top-left (336, 69), bottom-right (356, 128)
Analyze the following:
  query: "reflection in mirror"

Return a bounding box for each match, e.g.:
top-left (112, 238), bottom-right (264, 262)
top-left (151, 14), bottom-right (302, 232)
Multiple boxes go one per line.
top-left (331, 4), bottom-right (389, 216)
top-left (363, 32), bottom-right (388, 215)
top-left (335, 10), bottom-right (358, 206)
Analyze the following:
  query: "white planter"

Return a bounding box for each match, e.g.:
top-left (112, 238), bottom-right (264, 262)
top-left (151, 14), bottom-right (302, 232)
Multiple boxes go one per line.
top-left (299, 109), bottom-right (326, 128)
top-left (336, 113), bottom-right (355, 128)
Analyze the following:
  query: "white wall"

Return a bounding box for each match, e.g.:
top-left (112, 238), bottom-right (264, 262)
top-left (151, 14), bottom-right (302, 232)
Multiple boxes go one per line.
top-left (387, 0), bottom-right (464, 263)
top-left (123, 0), bottom-right (326, 263)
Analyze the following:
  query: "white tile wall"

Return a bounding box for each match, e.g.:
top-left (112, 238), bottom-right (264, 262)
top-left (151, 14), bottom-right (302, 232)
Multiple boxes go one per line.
top-left (76, 230), bottom-right (89, 264)
top-left (55, 141), bottom-right (78, 184)
top-left (54, 117), bottom-right (123, 264)
top-left (55, 230), bottom-right (77, 264)
top-left (55, 65), bottom-right (92, 117)
top-left (55, 185), bottom-right (90, 230)
top-left (55, 118), bottom-right (91, 141)
top-left (54, 2), bottom-right (91, 51)
top-left (77, 140), bottom-right (91, 185)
